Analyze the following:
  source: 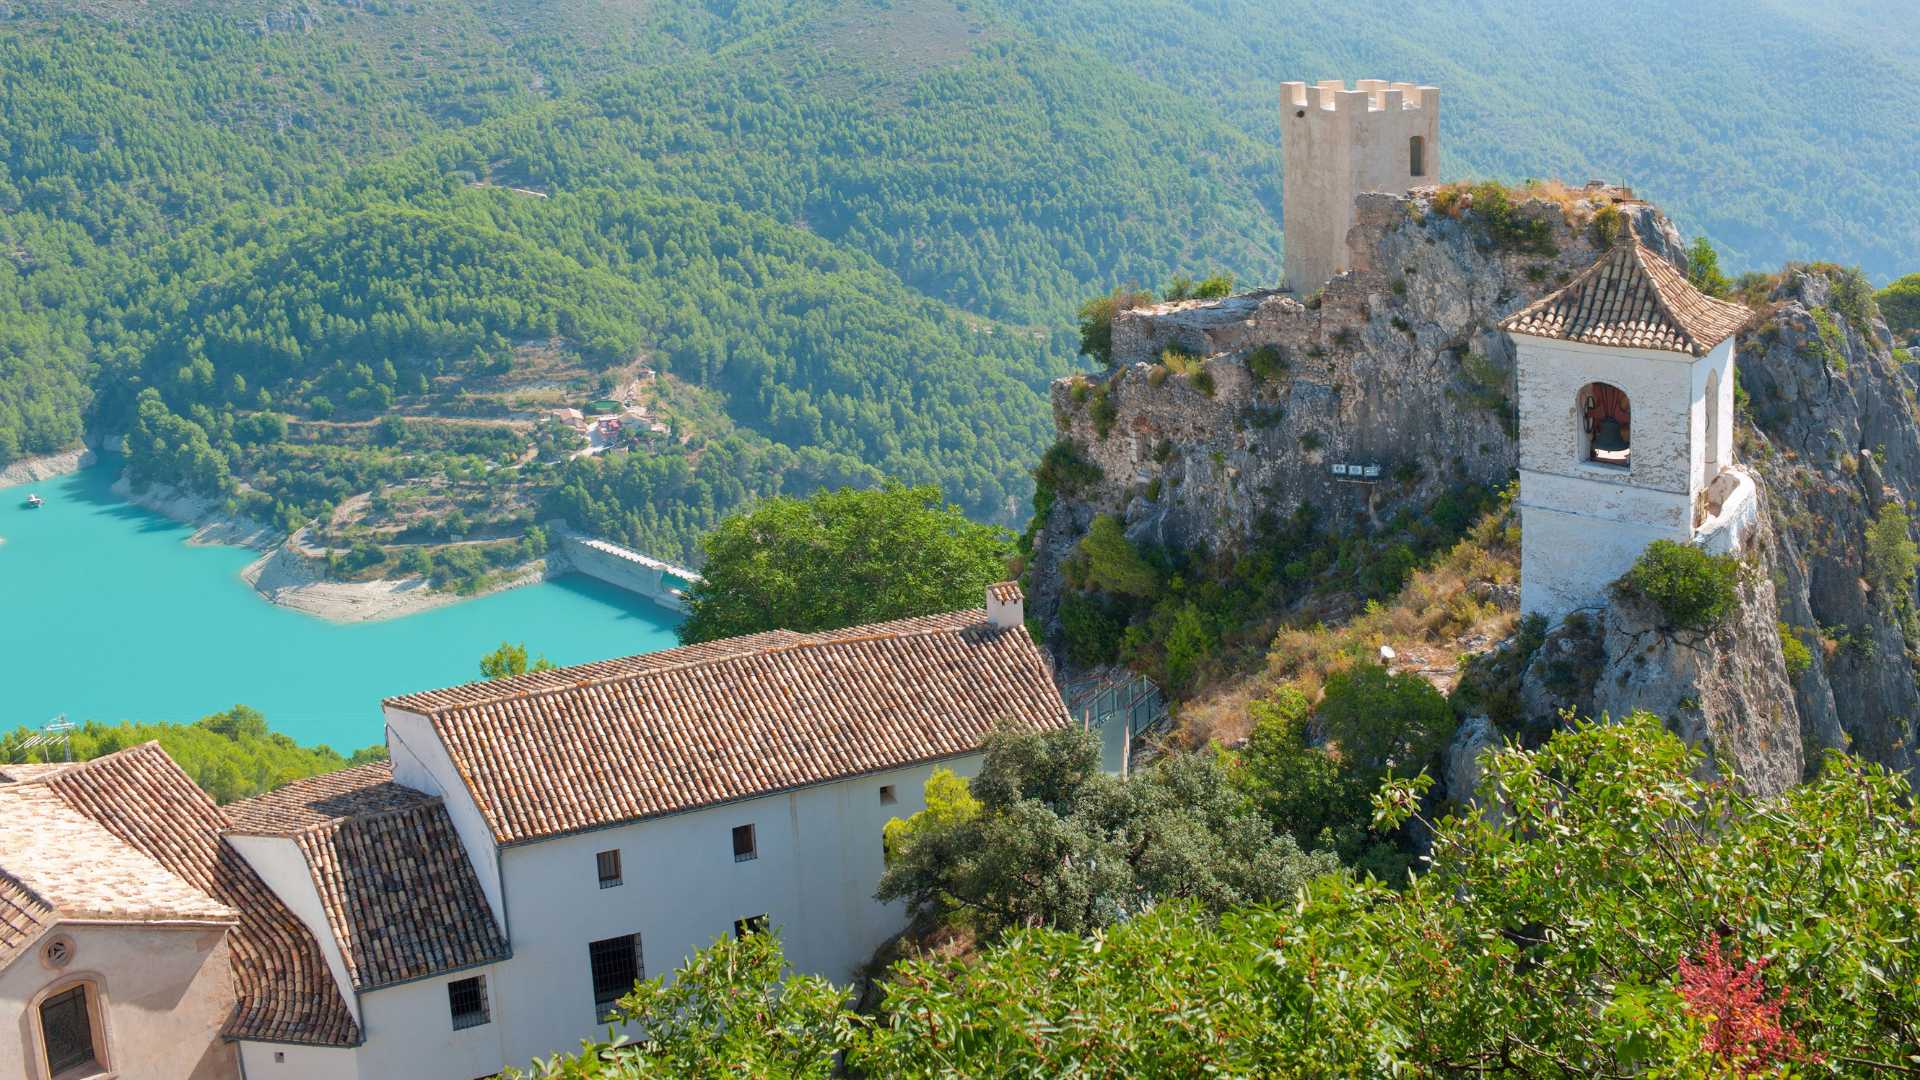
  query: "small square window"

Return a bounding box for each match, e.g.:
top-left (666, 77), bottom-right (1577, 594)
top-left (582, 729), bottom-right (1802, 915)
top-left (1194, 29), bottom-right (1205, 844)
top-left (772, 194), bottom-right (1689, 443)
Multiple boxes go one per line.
top-left (596, 849), bottom-right (622, 889)
top-left (274, 1052), bottom-right (285, 1063)
top-left (734, 914), bottom-right (769, 939)
top-left (731, 823), bottom-right (757, 862)
top-left (448, 975), bottom-right (489, 1030)
top-left (879, 784), bottom-right (897, 805)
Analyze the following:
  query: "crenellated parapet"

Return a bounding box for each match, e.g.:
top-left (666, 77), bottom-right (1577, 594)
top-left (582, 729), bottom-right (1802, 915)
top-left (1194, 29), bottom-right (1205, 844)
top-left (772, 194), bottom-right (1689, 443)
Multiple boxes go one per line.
top-left (1281, 78), bottom-right (1441, 294)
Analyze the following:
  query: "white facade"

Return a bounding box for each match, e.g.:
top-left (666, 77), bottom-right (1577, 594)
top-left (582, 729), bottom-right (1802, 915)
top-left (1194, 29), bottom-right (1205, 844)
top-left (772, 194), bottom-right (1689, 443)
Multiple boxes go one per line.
top-left (1281, 79), bottom-right (1440, 293)
top-left (256, 705), bottom-right (994, 1078)
top-left (1515, 332), bottom-right (1741, 621)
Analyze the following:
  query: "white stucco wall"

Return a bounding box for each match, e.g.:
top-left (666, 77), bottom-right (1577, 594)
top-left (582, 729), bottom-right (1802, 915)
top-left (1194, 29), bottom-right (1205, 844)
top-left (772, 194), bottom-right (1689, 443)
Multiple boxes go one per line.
top-left (3, 923), bottom-right (237, 1080)
top-left (1515, 332), bottom-right (1734, 621)
top-left (236, 1039), bottom-right (356, 1080)
top-left (1281, 80), bottom-right (1439, 292)
top-left (485, 754), bottom-right (983, 1070)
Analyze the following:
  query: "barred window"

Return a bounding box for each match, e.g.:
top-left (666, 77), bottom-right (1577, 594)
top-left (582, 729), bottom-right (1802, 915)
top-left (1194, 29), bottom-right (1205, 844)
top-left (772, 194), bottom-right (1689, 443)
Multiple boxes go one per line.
top-left (734, 914), bottom-right (769, 939)
top-left (589, 934), bottom-right (643, 1021)
top-left (448, 975), bottom-right (489, 1030)
top-left (596, 848), bottom-right (623, 889)
top-left (732, 823), bottom-right (757, 862)
top-left (40, 984), bottom-right (97, 1075)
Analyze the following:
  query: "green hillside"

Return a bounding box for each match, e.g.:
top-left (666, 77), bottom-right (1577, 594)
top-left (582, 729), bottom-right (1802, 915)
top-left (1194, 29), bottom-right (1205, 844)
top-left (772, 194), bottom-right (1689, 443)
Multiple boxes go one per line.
top-left (1, 0), bottom-right (1914, 558)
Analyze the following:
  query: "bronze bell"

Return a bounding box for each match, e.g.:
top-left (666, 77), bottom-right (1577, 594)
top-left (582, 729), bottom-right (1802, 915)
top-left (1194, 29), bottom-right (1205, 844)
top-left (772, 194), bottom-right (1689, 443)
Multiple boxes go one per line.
top-left (1592, 417), bottom-right (1629, 453)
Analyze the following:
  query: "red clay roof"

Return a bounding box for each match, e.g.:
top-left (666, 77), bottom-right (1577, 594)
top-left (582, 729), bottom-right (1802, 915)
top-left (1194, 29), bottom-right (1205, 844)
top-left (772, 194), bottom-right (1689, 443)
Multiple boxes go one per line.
top-left (29, 744), bottom-right (362, 1046)
top-left (228, 763), bottom-right (510, 991)
top-left (385, 609), bottom-right (1067, 846)
top-left (1501, 238), bottom-right (1751, 356)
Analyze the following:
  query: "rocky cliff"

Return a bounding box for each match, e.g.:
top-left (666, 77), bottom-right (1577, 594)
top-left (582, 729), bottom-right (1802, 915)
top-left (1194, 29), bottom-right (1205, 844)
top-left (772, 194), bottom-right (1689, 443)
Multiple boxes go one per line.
top-left (1029, 186), bottom-right (1681, 630)
top-left (1031, 184), bottom-right (1920, 791)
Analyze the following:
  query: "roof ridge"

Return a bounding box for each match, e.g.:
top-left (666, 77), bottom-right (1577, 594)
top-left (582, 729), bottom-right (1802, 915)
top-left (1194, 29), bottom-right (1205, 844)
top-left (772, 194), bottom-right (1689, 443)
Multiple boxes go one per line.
top-left (395, 610), bottom-right (988, 717)
top-left (1624, 240), bottom-right (1703, 353)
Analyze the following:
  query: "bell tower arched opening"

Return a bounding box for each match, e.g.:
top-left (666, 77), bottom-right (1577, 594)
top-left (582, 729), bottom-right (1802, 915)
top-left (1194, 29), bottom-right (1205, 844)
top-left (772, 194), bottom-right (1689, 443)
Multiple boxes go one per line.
top-left (1579, 382), bottom-right (1630, 467)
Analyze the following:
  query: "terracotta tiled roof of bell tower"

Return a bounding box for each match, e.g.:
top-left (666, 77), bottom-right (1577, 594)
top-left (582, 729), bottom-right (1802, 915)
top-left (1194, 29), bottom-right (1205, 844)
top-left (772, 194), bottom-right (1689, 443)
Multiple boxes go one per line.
top-left (1500, 237), bottom-right (1751, 356)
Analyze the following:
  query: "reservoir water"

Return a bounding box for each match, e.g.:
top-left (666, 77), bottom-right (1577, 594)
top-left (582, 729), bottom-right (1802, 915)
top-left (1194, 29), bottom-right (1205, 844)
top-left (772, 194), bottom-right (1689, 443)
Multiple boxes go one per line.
top-left (0, 460), bottom-right (682, 750)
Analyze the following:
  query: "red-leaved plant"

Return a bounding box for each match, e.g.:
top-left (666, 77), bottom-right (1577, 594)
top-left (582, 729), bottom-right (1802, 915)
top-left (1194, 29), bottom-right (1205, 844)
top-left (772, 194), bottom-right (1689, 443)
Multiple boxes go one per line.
top-left (1675, 933), bottom-right (1813, 1074)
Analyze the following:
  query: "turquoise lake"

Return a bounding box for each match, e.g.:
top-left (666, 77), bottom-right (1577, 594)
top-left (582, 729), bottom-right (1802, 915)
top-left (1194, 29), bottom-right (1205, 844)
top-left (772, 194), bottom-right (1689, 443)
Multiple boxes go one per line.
top-left (0, 461), bottom-right (682, 750)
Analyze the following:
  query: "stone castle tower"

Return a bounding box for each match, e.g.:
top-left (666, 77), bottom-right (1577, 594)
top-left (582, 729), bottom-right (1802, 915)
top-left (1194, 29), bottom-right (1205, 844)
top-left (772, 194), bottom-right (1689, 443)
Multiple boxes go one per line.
top-left (1280, 79), bottom-right (1440, 293)
top-left (1501, 236), bottom-right (1757, 622)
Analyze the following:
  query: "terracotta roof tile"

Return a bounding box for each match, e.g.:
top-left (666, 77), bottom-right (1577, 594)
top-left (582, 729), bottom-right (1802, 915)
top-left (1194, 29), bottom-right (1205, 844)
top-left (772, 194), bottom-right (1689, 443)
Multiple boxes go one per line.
top-left (0, 785), bottom-right (236, 972)
top-left (1501, 238), bottom-right (1751, 356)
top-left (386, 609), bottom-right (1067, 846)
top-left (230, 763), bottom-right (509, 991)
top-left (226, 761), bottom-right (431, 835)
top-left (32, 744), bottom-right (362, 1046)
top-left (988, 580), bottom-right (1024, 604)
top-left (0, 868), bottom-right (57, 970)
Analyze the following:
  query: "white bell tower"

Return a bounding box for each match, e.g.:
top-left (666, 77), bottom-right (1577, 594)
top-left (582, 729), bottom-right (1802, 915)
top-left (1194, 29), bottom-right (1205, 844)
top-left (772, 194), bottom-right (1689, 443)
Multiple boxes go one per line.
top-left (1502, 236), bottom-right (1755, 622)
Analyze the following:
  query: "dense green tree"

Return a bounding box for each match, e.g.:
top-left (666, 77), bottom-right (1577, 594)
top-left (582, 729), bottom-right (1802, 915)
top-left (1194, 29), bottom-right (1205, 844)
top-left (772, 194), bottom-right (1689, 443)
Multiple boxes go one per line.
top-left (0, 706), bottom-right (384, 804)
top-left (1880, 273), bottom-right (1920, 338)
top-left (1314, 662), bottom-right (1455, 778)
top-left (479, 642), bottom-right (555, 680)
top-left (512, 716), bottom-right (1920, 1077)
top-left (1619, 540), bottom-right (1742, 630)
top-left (678, 483), bottom-right (1012, 644)
top-left (1071, 514), bottom-right (1159, 597)
top-left (1686, 236), bottom-right (1732, 298)
top-left (876, 721), bottom-right (1336, 935)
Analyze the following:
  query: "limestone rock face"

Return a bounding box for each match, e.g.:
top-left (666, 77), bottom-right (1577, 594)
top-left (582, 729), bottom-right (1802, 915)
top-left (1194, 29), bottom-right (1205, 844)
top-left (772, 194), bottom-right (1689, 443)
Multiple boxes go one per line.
top-left (1580, 508), bottom-right (1802, 795)
top-left (1029, 188), bottom-right (1680, 636)
top-left (1737, 269), bottom-right (1920, 778)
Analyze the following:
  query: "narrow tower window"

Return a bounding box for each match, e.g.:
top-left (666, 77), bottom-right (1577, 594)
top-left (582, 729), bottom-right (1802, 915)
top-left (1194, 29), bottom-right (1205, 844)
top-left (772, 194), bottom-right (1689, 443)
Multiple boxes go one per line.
top-left (1409, 136), bottom-right (1426, 178)
top-left (1579, 382), bottom-right (1631, 467)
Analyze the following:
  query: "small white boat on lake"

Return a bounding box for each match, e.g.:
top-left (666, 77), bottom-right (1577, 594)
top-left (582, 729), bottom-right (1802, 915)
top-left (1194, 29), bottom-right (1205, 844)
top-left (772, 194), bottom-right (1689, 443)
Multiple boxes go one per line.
top-left (24, 494), bottom-right (43, 508)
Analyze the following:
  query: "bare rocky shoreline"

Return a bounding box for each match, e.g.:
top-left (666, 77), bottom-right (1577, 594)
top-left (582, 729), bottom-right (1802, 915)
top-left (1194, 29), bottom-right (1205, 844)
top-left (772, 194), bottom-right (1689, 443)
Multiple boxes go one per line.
top-left (0, 445), bottom-right (96, 488)
top-left (109, 474), bottom-right (554, 624)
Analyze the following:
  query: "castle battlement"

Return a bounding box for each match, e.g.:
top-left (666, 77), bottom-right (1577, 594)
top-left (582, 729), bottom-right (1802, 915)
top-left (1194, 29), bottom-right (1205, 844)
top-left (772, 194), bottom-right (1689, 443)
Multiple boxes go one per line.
top-left (1281, 79), bottom-right (1439, 114)
top-left (1281, 78), bottom-right (1441, 292)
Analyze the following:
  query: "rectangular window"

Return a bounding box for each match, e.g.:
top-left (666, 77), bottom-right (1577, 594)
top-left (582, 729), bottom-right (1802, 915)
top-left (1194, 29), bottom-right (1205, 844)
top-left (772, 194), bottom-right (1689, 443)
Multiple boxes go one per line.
top-left (588, 934), bottom-right (643, 1022)
top-left (40, 985), bottom-right (96, 1075)
top-left (447, 975), bottom-right (490, 1030)
top-left (879, 784), bottom-right (897, 805)
top-left (596, 848), bottom-right (623, 889)
top-left (734, 914), bottom-right (769, 939)
top-left (732, 823), bottom-right (757, 862)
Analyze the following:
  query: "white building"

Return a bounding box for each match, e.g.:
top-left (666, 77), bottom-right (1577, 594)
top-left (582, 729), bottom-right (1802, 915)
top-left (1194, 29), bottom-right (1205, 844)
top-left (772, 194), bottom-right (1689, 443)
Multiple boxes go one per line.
top-left (4, 582), bottom-right (1081, 1079)
top-left (1503, 237), bottom-right (1757, 622)
top-left (1281, 79), bottom-right (1440, 293)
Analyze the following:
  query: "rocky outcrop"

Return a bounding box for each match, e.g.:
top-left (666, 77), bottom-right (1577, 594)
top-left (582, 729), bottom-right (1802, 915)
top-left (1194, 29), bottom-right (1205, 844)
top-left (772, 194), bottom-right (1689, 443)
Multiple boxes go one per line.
top-left (1737, 269), bottom-right (1920, 778)
top-left (1582, 508), bottom-right (1801, 795)
top-left (1029, 188), bottom-right (1678, 632)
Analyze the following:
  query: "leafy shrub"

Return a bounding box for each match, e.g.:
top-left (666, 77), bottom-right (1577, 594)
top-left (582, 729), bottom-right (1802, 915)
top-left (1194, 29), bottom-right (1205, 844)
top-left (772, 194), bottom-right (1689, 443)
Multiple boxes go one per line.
top-left (1089, 379), bottom-right (1119, 438)
top-left (1077, 286), bottom-right (1155, 365)
top-left (1864, 503), bottom-right (1917, 610)
top-left (1059, 591), bottom-right (1126, 668)
top-left (1878, 273), bottom-right (1920, 338)
top-left (1777, 622), bottom-right (1813, 678)
top-left (1590, 204), bottom-right (1625, 248)
top-left (1190, 369), bottom-right (1216, 397)
top-left (1315, 662), bottom-right (1455, 776)
top-left (1033, 439), bottom-right (1103, 502)
top-left (1618, 540), bottom-right (1741, 631)
top-left (1686, 236), bottom-right (1732, 298)
top-left (1075, 515), bottom-right (1159, 597)
top-left (1193, 273), bottom-right (1235, 299)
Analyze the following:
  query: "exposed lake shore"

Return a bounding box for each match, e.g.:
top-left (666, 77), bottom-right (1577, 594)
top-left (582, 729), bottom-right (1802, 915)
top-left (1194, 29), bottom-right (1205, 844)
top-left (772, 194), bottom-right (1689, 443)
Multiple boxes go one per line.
top-left (110, 474), bottom-right (555, 624)
top-left (0, 445), bottom-right (97, 488)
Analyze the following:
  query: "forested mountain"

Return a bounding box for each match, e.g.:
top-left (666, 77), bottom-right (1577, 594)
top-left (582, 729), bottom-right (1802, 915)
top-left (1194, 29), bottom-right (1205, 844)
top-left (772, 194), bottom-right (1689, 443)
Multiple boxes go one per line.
top-left (2, 0), bottom-right (1913, 560)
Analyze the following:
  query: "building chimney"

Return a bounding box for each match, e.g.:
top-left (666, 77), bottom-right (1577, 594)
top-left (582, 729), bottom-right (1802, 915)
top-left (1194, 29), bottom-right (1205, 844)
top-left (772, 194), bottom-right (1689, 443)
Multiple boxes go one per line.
top-left (986, 581), bottom-right (1024, 630)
